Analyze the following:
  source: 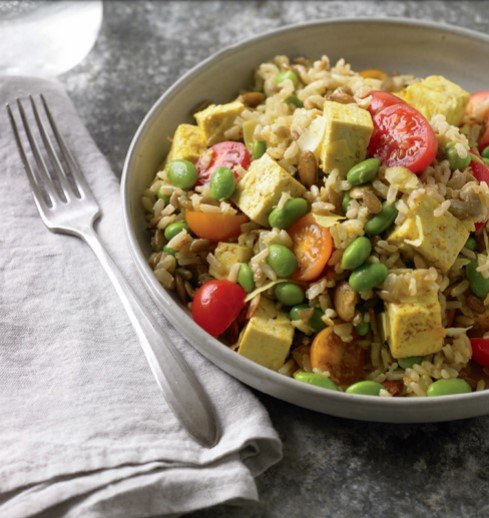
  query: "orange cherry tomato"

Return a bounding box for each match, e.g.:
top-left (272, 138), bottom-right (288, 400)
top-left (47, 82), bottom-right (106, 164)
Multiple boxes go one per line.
top-left (288, 213), bottom-right (333, 282)
top-left (310, 327), bottom-right (365, 386)
top-left (185, 211), bottom-right (248, 242)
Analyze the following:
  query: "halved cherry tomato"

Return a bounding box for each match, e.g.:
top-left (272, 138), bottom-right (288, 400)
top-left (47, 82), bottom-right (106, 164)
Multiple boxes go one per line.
top-left (367, 91), bottom-right (406, 116)
top-left (368, 103), bottom-right (438, 173)
top-left (192, 280), bottom-right (246, 337)
top-left (185, 211), bottom-right (248, 242)
top-left (310, 327), bottom-right (365, 385)
top-left (196, 141), bottom-right (251, 185)
top-left (466, 91), bottom-right (489, 152)
top-left (470, 152), bottom-right (489, 184)
top-left (288, 213), bottom-right (334, 282)
top-left (470, 338), bottom-right (489, 369)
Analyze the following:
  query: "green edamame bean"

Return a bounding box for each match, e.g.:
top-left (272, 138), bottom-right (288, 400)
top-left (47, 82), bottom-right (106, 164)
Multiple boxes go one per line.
top-left (266, 244), bottom-right (297, 277)
top-left (285, 94), bottom-right (303, 108)
top-left (157, 186), bottom-right (171, 204)
top-left (466, 259), bottom-right (489, 298)
top-left (346, 158), bottom-right (381, 186)
top-left (341, 236), bottom-right (372, 270)
top-left (482, 146), bottom-right (489, 159)
top-left (398, 356), bottom-right (424, 369)
top-left (345, 380), bottom-right (383, 396)
top-left (289, 305), bottom-right (326, 333)
top-left (464, 236), bottom-right (477, 251)
top-left (445, 142), bottom-right (471, 171)
top-left (252, 140), bottom-right (267, 159)
top-left (355, 322), bottom-right (370, 336)
top-left (237, 263), bottom-right (255, 293)
top-left (293, 370), bottom-right (339, 391)
top-left (365, 203), bottom-right (398, 236)
top-left (268, 198), bottom-right (308, 229)
top-left (273, 70), bottom-right (299, 88)
top-left (274, 282), bottom-right (305, 306)
top-left (209, 166), bottom-right (236, 201)
top-left (427, 378), bottom-right (471, 397)
top-left (342, 192), bottom-right (352, 214)
top-left (349, 262), bottom-right (388, 292)
top-left (164, 221), bottom-right (189, 241)
top-left (167, 159), bottom-right (198, 190)
top-left (163, 246), bottom-right (176, 256)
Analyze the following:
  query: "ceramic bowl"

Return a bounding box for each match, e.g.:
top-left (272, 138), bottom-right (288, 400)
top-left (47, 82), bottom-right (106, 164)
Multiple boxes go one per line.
top-left (122, 18), bottom-right (489, 422)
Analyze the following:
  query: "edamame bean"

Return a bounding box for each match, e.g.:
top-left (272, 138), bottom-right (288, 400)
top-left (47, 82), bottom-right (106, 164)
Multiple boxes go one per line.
top-left (237, 263), bottom-right (255, 293)
top-left (348, 263), bottom-right (388, 292)
top-left (266, 244), bottom-right (297, 277)
top-left (365, 203), bottom-right (398, 236)
top-left (157, 186), bottom-right (171, 204)
top-left (345, 380), bottom-right (383, 396)
top-left (341, 236), bottom-right (372, 270)
top-left (286, 94), bottom-right (303, 108)
top-left (273, 70), bottom-right (299, 88)
top-left (274, 282), bottom-right (305, 306)
top-left (293, 370), bottom-right (339, 391)
top-left (289, 305), bottom-right (326, 333)
top-left (446, 142), bottom-right (471, 171)
top-left (427, 378), bottom-right (471, 397)
top-left (163, 246), bottom-right (176, 256)
top-left (355, 322), bottom-right (370, 336)
top-left (252, 140), bottom-right (267, 159)
top-left (346, 158), bottom-right (381, 186)
top-left (464, 236), bottom-right (477, 251)
top-left (210, 166), bottom-right (236, 201)
top-left (466, 259), bottom-right (489, 298)
top-left (164, 221), bottom-right (188, 241)
top-left (398, 356), bottom-right (424, 369)
top-left (342, 192), bottom-right (352, 214)
top-left (268, 198), bottom-right (308, 229)
top-left (482, 146), bottom-right (489, 159)
top-left (167, 159), bottom-right (198, 190)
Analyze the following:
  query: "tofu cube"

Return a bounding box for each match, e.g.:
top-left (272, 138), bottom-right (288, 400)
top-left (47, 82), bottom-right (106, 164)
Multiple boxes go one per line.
top-left (209, 242), bottom-right (252, 280)
top-left (237, 297), bottom-right (294, 370)
top-left (320, 101), bottom-right (373, 175)
top-left (194, 101), bottom-right (245, 146)
top-left (387, 193), bottom-right (472, 272)
top-left (398, 75), bottom-right (470, 126)
top-left (382, 284), bottom-right (445, 359)
top-left (232, 154), bottom-right (306, 226)
top-left (166, 124), bottom-right (207, 164)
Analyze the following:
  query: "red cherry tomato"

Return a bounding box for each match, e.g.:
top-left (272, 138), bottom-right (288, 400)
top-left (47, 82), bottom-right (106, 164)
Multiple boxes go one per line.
top-left (196, 141), bottom-right (250, 185)
top-left (470, 338), bottom-right (489, 368)
top-left (471, 155), bottom-right (489, 184)
top-left (368, 103), bottom-right (438, 173)
top-left (368, 91), bottom-right (406, 116)
top-left (466, 91), bottom-right (489, 152)
top-left (192, 280), bottom-right (246, 337)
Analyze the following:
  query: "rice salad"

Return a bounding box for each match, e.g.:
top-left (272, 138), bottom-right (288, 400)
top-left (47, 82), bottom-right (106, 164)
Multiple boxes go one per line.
top-left (142, 54), bottom-right (489, 398)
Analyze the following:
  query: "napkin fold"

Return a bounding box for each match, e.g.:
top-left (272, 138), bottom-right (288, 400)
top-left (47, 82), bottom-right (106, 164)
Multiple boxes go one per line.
top-left (0, 77), bottom-right (281, 517)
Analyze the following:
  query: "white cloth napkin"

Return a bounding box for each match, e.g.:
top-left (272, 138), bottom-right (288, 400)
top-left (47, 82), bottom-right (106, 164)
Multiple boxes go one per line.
top-left (0, 77), bottom-right (282, 518)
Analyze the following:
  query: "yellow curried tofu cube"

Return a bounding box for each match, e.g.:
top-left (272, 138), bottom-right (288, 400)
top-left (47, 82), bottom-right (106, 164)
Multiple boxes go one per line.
top-left (237, 297), bottom-right (294, 370)
top-left (209, 242), bottom-right (252, 280)
top-left (165, 124), bottom-right (207, 164)
top-left (320, 101), bottom-right (373, 175)
top-left (397, 75), bottom-right (470, 126)
top-left (381, 278), bottom-right (445, 359)
top-left (232, 154), bottom-right (306, 226)
top-left (194, 101), bottom-right (245, 146)
top-left (387, 192), bottom-right (472, 272)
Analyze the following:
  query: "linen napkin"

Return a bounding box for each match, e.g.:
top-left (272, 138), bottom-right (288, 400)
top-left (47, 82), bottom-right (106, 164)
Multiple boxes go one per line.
top-left (0, 76), bottom-right (282, 518)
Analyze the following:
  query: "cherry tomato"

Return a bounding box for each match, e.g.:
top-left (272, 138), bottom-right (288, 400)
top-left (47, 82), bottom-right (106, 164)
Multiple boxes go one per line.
top-left (288, 213), bottom-right (334, 282)
top-left (466, 91), bottom-right (489, 152)
top-left (196, 141), bottom-right (250, 185)
top-left (185, 210), bottom-right (248, 242)
top-left (475, 221), bottom-right (485, 231)
top-left (471, 154), bottom-right (489, 184)
top-left (470, 338), bottom-right (489, 369)
top-left (367, 91), bottom-right (406, 116)
top-left (192, 280), bottom-right (246, 337)
top-left (368, 103), bottom-right (438, 173)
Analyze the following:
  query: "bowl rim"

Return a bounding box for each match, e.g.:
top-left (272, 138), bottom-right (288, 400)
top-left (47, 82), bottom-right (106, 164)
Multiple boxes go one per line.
top-left (121, 16), bottom-right (489, 410)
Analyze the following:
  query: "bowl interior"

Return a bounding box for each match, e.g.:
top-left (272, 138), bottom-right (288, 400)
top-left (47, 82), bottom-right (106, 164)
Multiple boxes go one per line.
top-left (123, 19), bottom-right (489, 422)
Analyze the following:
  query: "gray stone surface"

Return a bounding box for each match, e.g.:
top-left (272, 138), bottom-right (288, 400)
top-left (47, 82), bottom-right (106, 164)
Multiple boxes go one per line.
top-left (60, 1), bottom-right (489, 516)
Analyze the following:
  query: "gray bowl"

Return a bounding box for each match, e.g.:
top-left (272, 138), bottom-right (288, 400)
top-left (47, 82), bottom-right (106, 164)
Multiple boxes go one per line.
top-left (122, 18), bottom-right (489, 422)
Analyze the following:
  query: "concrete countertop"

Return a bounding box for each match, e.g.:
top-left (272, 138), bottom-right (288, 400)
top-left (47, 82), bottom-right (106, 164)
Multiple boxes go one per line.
top-left (61, 1), bottom-right (489, 516)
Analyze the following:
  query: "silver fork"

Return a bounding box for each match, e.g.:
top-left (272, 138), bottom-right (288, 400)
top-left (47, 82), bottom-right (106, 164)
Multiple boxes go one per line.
top-left (7, 95), bottom-right (219, 448)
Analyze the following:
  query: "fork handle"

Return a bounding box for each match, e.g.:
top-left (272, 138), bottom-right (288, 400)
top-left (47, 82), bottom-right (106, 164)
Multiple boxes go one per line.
top-left (81, 225), bottom-right (219, 447)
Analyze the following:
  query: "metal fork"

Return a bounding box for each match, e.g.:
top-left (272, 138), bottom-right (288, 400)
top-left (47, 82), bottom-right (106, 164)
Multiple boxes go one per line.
top-left (7, 95), bottom-right (219, 448)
